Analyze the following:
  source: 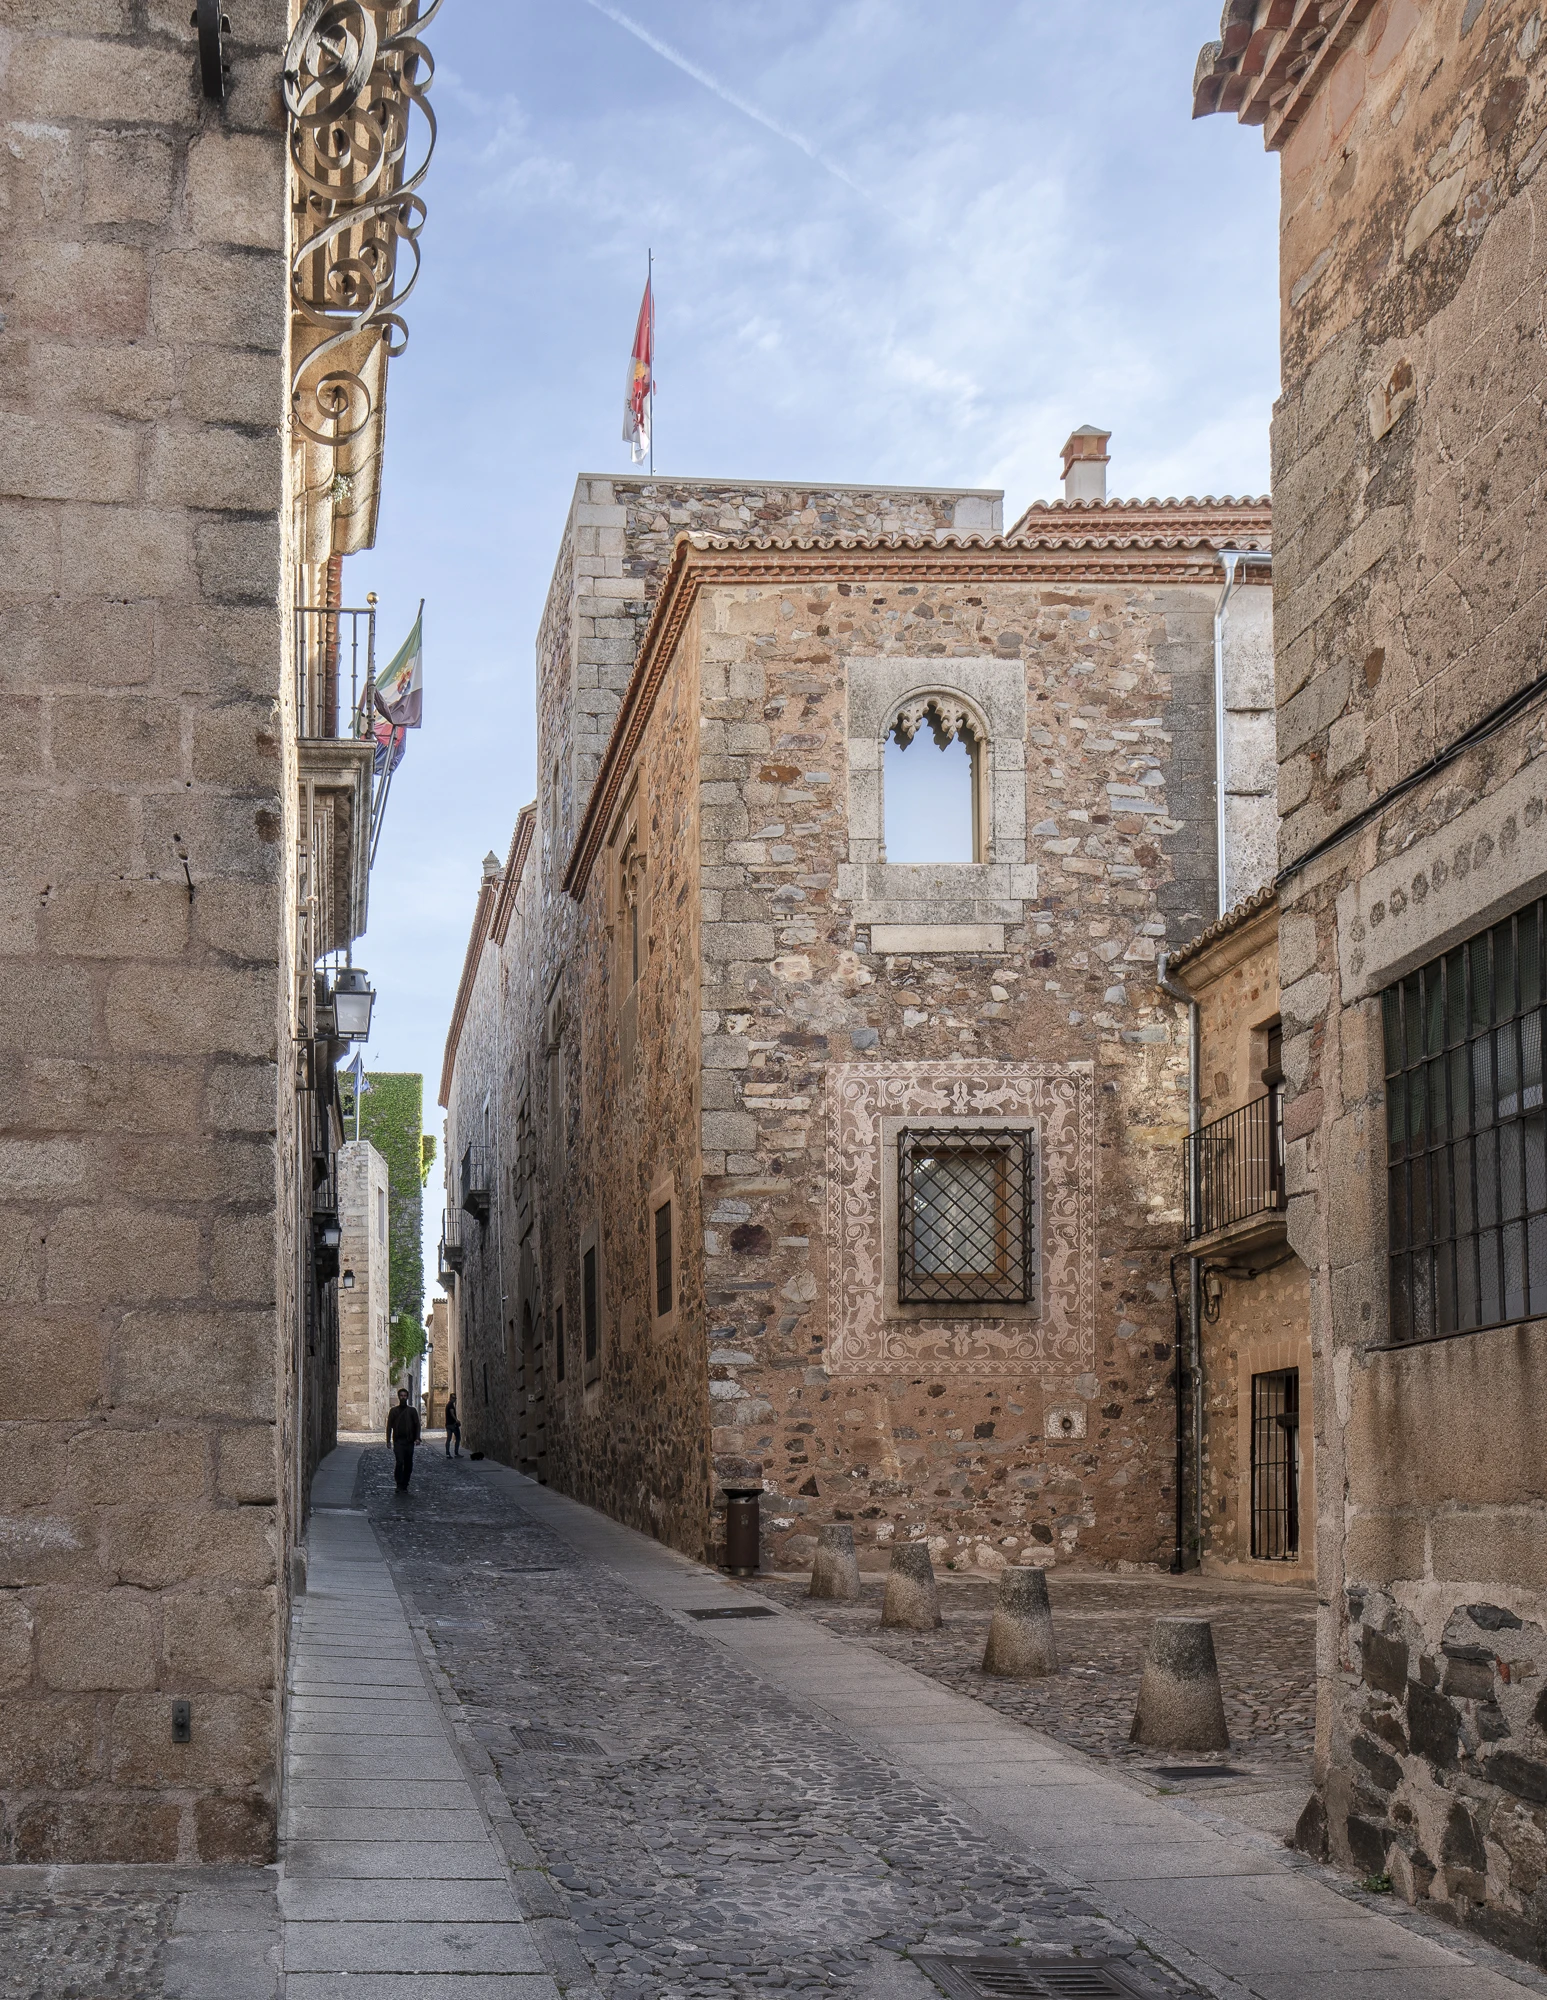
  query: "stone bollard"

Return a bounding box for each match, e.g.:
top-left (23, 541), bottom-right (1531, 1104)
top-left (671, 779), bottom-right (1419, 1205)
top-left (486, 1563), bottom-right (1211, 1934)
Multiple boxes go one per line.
top-left (289, 1547), bottom-right (308, 1597)
top-left (1129, 1616), bottom-right (1230, 1752)
top-left (880, 1542), bottom-right (941, 1630)
top-left (809, 1523), bottom-right (861, 1602)
top-left (982, 1565), bottom-right (1058, 1678)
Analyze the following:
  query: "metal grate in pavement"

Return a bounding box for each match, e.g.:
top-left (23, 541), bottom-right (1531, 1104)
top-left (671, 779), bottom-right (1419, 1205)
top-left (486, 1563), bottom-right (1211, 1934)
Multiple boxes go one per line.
top-left (913, 1953), bottom-right (1166, 1999)
top-left (1144, 1765), bottom-right (1247, 1781)
top-left (511, 1727), bottom-right (604, 1756)
top-left (684, 1604), bottom-right (778, 1620)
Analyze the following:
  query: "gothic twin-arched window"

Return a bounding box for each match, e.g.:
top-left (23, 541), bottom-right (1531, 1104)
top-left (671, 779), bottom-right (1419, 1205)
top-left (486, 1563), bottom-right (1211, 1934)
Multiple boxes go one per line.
top-left (882, 694), bottom-right (987, 864)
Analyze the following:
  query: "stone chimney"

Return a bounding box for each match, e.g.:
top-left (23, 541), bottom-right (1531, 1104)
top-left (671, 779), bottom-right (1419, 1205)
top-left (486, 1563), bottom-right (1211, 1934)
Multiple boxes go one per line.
top-left (1060, 425), bottom-right (1111, 505)
top-left (481, 850), bottom-right (503, 886)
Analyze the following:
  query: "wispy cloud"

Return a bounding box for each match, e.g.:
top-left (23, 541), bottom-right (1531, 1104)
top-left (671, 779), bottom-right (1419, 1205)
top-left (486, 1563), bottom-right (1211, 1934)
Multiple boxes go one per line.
top-left (578, 0), bottom-right (878, 206)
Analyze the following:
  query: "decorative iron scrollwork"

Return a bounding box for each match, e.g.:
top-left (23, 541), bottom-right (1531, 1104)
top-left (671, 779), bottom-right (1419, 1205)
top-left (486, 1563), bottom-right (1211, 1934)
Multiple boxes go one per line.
top-left (283, 1), bottom-right (440, 448)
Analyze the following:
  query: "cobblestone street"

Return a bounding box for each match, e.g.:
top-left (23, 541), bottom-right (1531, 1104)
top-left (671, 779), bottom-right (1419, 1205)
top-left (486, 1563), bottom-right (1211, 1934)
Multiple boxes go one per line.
top-left (363, 1447), bottom-right (1191, 2000)
top-left (355, 1446), bottom-right (1540, 2000)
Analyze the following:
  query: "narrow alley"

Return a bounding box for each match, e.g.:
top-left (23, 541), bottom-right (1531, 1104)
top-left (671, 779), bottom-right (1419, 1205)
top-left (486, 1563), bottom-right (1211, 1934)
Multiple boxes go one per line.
top-left (274, 1444), bottom-right (1547, 1999)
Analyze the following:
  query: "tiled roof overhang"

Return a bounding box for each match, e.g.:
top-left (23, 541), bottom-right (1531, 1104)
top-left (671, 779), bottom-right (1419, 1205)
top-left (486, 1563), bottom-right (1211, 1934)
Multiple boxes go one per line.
top-left (562, 504), bottom-right (1272, 901)
top-left (1193, 0), bottom-right (1380, 148)
top-left (1166, 882), bottom-right (1280, 978)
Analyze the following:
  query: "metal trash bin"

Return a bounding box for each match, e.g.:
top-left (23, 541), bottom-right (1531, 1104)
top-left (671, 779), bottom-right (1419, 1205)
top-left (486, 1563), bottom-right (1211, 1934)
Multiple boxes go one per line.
top-left (722, 1486), bottom-right (762, 1575)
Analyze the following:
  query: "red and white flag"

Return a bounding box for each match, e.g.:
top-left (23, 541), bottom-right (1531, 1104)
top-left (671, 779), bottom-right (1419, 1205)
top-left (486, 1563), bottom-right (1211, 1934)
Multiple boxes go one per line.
top-left (623, 272), bottom-right (654, 465)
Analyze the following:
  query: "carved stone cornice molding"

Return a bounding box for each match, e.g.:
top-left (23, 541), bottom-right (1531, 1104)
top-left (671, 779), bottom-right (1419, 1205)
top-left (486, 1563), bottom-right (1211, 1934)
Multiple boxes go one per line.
top-left (563, 514), bottom-right (1273, 899)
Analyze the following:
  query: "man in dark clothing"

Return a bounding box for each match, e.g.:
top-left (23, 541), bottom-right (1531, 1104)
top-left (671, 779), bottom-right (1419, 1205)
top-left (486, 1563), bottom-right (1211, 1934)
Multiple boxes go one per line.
top-left (444, 1393), bottom-right (461, 1458)
top-left (386, 1388), bottom-right (420, 1491)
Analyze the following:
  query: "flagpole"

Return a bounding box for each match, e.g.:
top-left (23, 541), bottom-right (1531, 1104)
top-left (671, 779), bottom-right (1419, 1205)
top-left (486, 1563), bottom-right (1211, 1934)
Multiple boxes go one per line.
top-left (647, 248), bottom-right (654, 477)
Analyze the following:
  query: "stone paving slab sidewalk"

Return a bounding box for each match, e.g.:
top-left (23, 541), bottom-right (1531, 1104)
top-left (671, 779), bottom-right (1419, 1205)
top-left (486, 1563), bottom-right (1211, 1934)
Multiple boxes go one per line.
top-left (357, 1443), bottom-right (1547, 2000)
top-left (0, 1863), bottom-right (281, 2000)
top-left (742, 1568), bottom-right (1315, 1843)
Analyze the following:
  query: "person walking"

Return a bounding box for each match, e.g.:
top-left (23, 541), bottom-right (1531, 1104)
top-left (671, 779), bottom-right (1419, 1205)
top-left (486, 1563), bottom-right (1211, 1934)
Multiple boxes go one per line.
top-left (444, 1392), bottom-right (461, 1458)
top-left (386, 1387), bottom-right (420, 1492)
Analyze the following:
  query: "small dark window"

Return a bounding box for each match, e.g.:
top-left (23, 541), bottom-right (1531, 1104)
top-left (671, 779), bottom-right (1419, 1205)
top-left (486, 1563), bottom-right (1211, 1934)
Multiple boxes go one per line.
top-left (1383, 898), bottom-right (1547, 1341)
top-left (1251, 1368), bottom-right (1300, 1561)
top-left (555, 1304), bottom-right (565, 1383)
top-left (583, 1245), bottom-right (599, 1365)
top-left (654, 1200), bottom-right (673, 1318)
top-left (898, 1128), bottom-right (1033, 1305)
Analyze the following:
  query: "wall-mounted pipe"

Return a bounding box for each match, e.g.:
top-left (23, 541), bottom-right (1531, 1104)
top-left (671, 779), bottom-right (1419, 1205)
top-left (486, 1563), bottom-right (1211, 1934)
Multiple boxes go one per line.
top-left (1157, 949), bottom-right (1200, 1572)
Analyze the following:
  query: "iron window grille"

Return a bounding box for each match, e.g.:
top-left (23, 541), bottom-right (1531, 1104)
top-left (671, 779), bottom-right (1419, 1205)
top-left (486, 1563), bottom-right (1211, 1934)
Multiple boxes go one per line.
top-left (654, 1200), bottom-right (673, 1319)
top-left (1383, 897), bottom-right (1547, 1343)
top-left (1250, 1367), bottom-right (1299, 1561)
top-left (898, 1128), bottom-right (1033, 1306)
top-left (582, 1246), bottom-right (600, 1366)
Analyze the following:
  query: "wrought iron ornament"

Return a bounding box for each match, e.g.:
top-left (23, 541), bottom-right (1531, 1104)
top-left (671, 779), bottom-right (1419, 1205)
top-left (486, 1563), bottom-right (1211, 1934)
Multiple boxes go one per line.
top-left (283, 1), bottom-right (440, 447)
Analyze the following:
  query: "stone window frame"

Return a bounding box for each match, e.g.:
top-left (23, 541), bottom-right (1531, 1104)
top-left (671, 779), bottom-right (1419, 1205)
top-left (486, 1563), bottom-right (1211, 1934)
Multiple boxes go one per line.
top-left (838, 655), bottom-right (1035, 949)
top-left (604, 776), bottom-right (648, 1008)
top-left (648, 1169), bottom-right (677, 1334)
top-left (878, 1113), bottom-right (1042, 1325)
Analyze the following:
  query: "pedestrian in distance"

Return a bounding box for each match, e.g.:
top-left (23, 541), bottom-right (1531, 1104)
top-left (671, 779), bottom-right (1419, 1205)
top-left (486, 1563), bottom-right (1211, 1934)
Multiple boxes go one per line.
top-left (386, 1386), bottom-right (420, 1491)
top-left (444, 1392), bottom-right (461, 1457)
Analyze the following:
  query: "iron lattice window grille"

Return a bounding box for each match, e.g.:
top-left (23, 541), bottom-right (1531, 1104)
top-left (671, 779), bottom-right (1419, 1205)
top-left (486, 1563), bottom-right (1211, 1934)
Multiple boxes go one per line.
top-left (898, 1128), bottom-right (1033, 1305)
top-left (1250, 1367), bottom-right (1299, 1561)
top-left (1383, 897), bottom-right (1547, 1343)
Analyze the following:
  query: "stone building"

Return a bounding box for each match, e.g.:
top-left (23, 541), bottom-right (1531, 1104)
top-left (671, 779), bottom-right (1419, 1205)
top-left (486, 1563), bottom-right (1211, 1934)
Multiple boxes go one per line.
top-left (1166, 888), bottom-right (1313, 1581)
top-left (336, 1139), bottom-right (391, 1434)
top-left (0, 5), bottom-right (434, 1863)
top-left (441, 461), bottom-right (1272, 1575)
top-left (424, 1295), bottom-right (453, 1430)
top-left (1199, 0), bottom-right (1547, 1958)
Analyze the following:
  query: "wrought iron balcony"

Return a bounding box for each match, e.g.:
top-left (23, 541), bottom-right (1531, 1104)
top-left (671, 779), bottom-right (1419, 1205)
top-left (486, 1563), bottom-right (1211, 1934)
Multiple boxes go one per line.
top-left (1185, 1091), bottom-right (1285, 1244)
top-left (296, 604), bottom-right (377, 742)
top-left (460, 1144), bottom-right (490, 1223)
top-left (438, 1208), bottom-right (464, 1283)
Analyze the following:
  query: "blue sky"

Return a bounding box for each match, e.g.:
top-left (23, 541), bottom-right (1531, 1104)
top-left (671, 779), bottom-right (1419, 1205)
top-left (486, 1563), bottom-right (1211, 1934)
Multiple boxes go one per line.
top-left (344, 2), bottom-right (1280, 1288)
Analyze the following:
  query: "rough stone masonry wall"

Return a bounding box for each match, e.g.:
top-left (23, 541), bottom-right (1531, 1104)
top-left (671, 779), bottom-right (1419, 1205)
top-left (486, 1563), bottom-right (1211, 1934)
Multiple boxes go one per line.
top-left (0, 9), bottom-right (294, 1862)
top-left (686, 567), bottom-right (1217, 1574)
top-left (336, 1141), bottom-right (389, 1433)
top-left (1264, 0), bottom-right (1547, 1956)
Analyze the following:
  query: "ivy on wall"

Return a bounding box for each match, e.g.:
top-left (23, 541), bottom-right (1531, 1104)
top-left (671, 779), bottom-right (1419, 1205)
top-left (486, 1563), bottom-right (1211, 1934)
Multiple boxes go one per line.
top-left (341, 1070), bottom-right (431, 1367)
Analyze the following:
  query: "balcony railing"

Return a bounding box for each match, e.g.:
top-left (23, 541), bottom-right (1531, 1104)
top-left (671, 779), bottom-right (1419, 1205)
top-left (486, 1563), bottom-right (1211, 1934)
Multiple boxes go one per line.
top-left (296, 603), bottom-right (377, 742)
top-left (438, 1208), bottom-right (464, 1282)
top-left (460, 1144), bottom-right (490, 1223)
top-left (1186, 1091), bottom-right (1284, 1243)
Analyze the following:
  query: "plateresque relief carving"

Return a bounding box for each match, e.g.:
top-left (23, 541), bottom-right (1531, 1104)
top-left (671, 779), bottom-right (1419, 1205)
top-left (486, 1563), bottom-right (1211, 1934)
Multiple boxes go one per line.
top-left (825, 1061), bottom-right (1095, 1378)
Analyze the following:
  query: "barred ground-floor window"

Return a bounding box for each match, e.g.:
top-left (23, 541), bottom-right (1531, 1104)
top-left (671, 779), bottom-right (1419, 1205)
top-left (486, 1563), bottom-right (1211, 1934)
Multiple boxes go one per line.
top-left (1250, 1366), bottom-right (1299, 1561)
top-left (1383, 896), bottom-right (1547, 1342)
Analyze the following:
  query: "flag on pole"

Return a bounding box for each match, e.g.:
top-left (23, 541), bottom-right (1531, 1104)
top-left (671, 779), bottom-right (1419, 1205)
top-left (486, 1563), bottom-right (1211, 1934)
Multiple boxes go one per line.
top-left (371, 605), bottom-right (423, 776)
top-left (623, 272), bottom-right (654, 465)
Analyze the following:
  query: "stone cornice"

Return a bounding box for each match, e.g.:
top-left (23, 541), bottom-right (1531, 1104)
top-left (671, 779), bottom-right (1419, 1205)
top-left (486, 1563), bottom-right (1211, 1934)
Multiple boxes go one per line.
top-left (491, 803), bottom-right (536, 949)
top-left (438, 876), bottom-right (496, 1111)
top-left (1193, 0), bottom-right (1381, 149)
top-left (564, 513), bottom-right (1274, 900)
